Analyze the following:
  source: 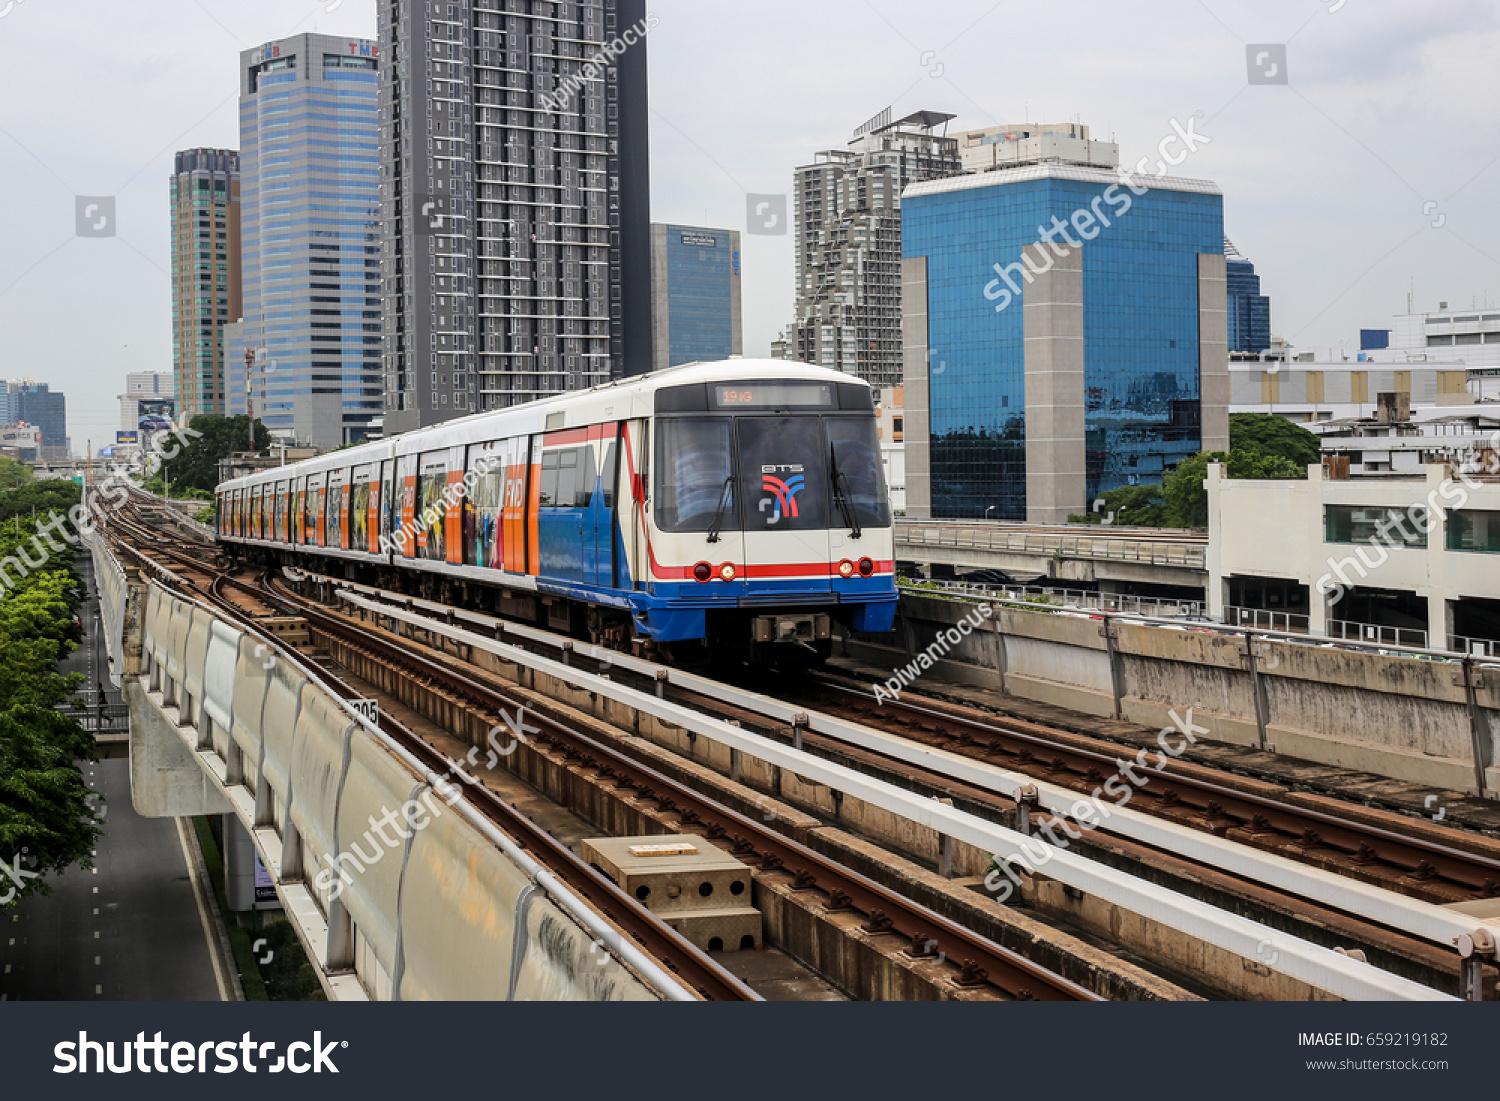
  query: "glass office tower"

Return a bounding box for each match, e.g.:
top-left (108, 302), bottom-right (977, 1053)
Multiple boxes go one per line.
top-left (648, 224), bottom-right (743, 372)
top-left (170, 149), bottom-right (241, 419)
top-left (1226, 250), bottom-right (1272, 354)
top-left (233, 34), bottom-right (383, 448)
top-left (903, 165), bottom-right (1228, 521)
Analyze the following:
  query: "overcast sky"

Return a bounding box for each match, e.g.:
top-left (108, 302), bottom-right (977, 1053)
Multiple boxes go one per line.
top-left (1, 0), bottom-right (1497, 449)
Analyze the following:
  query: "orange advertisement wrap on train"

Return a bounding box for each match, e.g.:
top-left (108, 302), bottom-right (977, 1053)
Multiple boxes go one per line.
top-left (294, 489), bottom-right (307, 545)
top-left (340, 484), bottom-right (351, 551)
top-left (367, 484), bottom-right (381, 555)
top-left (315, 487), bottom-right (327, 548)
top-left (502, 457), bottom-right (525, 574)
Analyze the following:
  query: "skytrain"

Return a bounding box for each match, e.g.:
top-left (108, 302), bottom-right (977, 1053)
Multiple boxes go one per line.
top-left (217, 360), bottom-right (898, 664)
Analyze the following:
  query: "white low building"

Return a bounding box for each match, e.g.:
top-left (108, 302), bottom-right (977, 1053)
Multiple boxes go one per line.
top-left (1229, 359), bottom-right (1475, 423)
top-left (1207, 461), bottom-right (1500, 654)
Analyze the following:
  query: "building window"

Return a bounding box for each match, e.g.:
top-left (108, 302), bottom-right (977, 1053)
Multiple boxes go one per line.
top-left (1448, 510), bottom-right (1500, 554)
top-left (1325, 505), bottom-right (1428, 548)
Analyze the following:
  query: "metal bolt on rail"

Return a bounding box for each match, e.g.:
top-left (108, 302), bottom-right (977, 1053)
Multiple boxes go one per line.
top-left (1016, 785), bottom-right (1040, 836)
top-left (1457, 927), bottom-right (1495, 1001)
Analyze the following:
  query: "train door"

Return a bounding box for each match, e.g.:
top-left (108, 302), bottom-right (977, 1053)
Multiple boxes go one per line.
top-left (377, 459), bottom-right (395, 556)
top-left (397, 454), bottom-right (418, 559)
top-left (500, 435), bottom-right (533, 577)
top-left (736, 416), bottom-right (833, 595)
top-left (585, 423), bottom-right (621, 589)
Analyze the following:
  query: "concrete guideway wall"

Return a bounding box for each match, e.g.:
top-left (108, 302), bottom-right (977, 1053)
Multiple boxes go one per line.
top-left (85, 530), bottom-right (666, 1003)
top-left (865, 593), bottom-right (1500, 795)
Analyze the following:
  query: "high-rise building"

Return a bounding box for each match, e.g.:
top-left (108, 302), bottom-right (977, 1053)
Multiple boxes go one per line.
top-left (1225, 239), bottom-right (1271, 355)
top-left (119, 371), bottom-right (175, 435)
top-left (379, 0), bottom-right (653, 434)
top-left (170, 149), bottom-right (242, 418)
top-left (792, 109), bottom-right (961, 390)
top-left (902, 143), bottom-right (1228, 522)
top-left (7, 381), bottom-right (68, 460)
top-left (648, 223), bottom-right (742, 373)
top-left (227, 35), bottom-right (385, 450)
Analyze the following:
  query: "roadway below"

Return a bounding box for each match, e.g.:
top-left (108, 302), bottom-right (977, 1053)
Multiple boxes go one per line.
top-left (3, 552), bottom-right (224, 1002)
top-left (0, 757), bottom-right (229, 1001)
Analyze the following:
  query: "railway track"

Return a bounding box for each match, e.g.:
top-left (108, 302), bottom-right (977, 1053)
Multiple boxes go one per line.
top-left (100, 499), bottom-right (758, 1002)
top-left (105, 494), bottom-right (1097, 1002)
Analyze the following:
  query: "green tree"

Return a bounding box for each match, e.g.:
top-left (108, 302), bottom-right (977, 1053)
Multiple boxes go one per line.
top-left (0, 497), bottom-right (98, 906)
top-left (1230, 412), bottom-right (1321, 472)
top-left (155, 416), bottom-right (272, 493)
top-left (1161, 449), bottom-right (1303, 528)
top-left (0, 457), bottom-right (33, 490)
top-left (1068, 484), bottom-right (1167, 527)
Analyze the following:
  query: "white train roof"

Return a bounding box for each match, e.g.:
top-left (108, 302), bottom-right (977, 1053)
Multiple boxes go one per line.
top-left (220, 359), bottom-right (861, 492)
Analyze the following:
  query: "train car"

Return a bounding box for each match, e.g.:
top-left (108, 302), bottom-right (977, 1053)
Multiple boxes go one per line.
top-left (217, 360), bottom-right (898, 663)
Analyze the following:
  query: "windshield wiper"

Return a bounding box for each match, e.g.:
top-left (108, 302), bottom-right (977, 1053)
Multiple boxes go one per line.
top-left (832, 469), bottom-right (863, 541)
top-left (706, 476), bottom-right (735, 544)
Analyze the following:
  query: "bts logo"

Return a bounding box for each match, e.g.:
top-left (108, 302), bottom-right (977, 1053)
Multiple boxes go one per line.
top-left (760, 474), bottom-right (804, 525)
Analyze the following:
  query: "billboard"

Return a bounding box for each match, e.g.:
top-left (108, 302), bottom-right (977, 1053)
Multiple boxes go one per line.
top-left (116, 430), bottom-right (139, 446)
top-left (137, 397), bottom-right (175, 434)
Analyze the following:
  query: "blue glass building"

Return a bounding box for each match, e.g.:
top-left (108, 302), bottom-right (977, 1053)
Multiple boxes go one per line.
top-left (230, 34), bottom-right (383, 448)
top-left (1227, 254), bottom-right (1272, 354)
top-left (649, 224), bottom-right (743, 372)
top-left (902, 164), bottom-right (1227, 521)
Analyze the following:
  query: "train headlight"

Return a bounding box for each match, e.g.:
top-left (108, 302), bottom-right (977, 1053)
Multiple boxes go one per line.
top-left (858, 557), bottom-right (876, 577)
top-left (693, 561), bottom-right (712, 583)
top-left (719, 563), bottom-right (737, 582)
top-left (837, 559), bottom-right (855, 578)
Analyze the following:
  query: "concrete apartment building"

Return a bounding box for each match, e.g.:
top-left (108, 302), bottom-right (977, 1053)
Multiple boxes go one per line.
top-left (379, 0), bottom-right (652, 434)
top-left (170, 149), bottom-right (242, 418)
top-left (792, 108), bottom-right (962, 390)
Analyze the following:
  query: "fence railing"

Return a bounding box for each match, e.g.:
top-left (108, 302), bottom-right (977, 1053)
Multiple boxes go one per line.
top-left (1450, 635), bottom-right (1500, 659)
top-left (905, 580), bottom-right (1206, 619)
top-left (895, 524), bottom-right (1207, 569)
top-left (1224, 606), bottom-right (1312, 634)
top-left (1325, 619), bottom-right (1429, 649)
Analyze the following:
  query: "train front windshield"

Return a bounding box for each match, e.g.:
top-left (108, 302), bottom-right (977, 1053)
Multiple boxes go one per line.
top-left (654, 381), bottom-right (891, 535)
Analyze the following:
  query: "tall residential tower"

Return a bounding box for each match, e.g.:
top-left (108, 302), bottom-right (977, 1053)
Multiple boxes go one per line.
top-left (170, 149), bottom-right (241, 418)
top-left (792, 109), bottom-right (961, 390)
top-left (379, 0), bottom-right (653, 434)
top-left (231, 35), bottom-right (385, 449)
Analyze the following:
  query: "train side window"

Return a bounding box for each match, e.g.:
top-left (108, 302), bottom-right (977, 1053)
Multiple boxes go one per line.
top-left (600, 441), bottom-right (618, 510)
top-left (539, 452), bottom-right (560, 507)
top-left (555, 449), bottom-right (578, 509)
